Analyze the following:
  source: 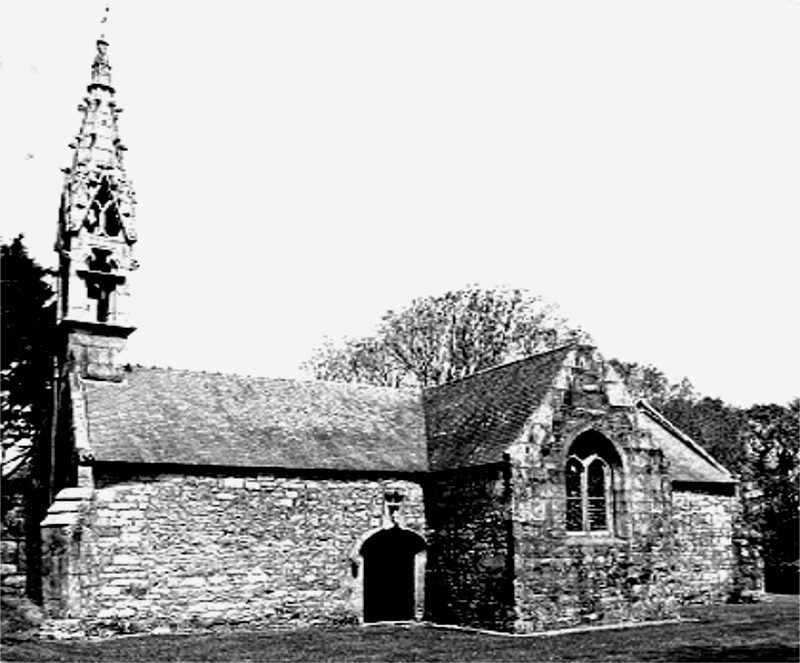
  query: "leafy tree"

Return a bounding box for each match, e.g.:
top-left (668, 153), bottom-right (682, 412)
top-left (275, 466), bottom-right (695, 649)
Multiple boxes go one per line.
top-left (742, 400), bottom-right (799, 581)
top-left (607, 359), bottom-right (697, 411)
top-left (1, 236), bottom-right (55, 524)
top-left (305, 337), bottom-right (408, 388)
top-left (304, 286), bottom-right (585, 387)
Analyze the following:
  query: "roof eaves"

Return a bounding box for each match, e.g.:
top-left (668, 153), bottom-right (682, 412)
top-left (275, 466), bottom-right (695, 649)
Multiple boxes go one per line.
top-left (91, 459), bottom-right (429, 479)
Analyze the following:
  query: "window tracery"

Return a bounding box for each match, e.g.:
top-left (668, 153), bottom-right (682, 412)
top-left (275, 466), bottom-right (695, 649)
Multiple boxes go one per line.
top-left (87, 177), bottom-right (122, 237)
top-left (565, 431), bottom-right (622, 535)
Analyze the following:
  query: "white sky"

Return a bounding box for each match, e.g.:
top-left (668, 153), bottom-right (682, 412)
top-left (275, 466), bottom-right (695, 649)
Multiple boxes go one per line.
top-left (2, 0), bottom-right (798, 407)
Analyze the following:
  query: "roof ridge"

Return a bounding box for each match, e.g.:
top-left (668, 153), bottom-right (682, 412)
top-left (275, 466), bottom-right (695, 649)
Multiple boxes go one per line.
top-left (311, 378), bottom-right (420, 394)
top-left (127, 364), bottom-right (248, 378)
top-left (424, 342), bottom-right (575, 393)
top-left (125, 364), bottom-right (419, 395)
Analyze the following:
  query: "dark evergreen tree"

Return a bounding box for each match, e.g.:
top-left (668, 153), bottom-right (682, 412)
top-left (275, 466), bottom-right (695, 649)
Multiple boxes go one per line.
top-left (742, 400), bottom-right (799, 591)
top-left (1, 235), bottom-right (56, 601)
top-left (1, 236), bottom-right (55, 477)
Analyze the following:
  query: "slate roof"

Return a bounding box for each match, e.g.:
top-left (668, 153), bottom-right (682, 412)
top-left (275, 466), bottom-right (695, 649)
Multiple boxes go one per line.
top-left (81, 367), bottom-right (427, 472)
top-left (423, 347), bottom-right (573, 471)
top-left (637, 402), bottom-right (736, 484)
top-left (79, 348), bottom-right (733, 484)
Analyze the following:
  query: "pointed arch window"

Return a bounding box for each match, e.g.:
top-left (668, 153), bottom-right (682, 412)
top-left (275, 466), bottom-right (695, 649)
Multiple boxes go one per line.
top-left (88, 177), bottom-right (122, 237)
top-left (565, 431), bottom-right (622, 535)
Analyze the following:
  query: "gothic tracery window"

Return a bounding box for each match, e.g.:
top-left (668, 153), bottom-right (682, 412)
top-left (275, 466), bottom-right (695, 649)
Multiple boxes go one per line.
top-left (565, 431), bottom-right (621, 535)
top-left (88, 177), bottom-right (122, 237)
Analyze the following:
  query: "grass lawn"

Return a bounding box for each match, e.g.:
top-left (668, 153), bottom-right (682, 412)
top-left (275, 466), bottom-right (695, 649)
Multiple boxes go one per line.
top-left (2, 596), bottom-right (797, 662)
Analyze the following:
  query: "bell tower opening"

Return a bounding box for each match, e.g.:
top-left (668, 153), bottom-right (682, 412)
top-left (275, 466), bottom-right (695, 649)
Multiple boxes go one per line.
top-left (81, 248), bottom-right (122, 323)
top-left (88, 177), bottom-right (122, 237)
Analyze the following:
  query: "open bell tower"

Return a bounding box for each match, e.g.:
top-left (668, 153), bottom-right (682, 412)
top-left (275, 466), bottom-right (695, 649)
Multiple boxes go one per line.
top-left (55, 22), bottom-right (138, 380)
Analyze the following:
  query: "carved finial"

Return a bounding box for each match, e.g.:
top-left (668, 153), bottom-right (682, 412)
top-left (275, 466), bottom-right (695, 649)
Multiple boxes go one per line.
top-left (91, 5), bottom-right (113, 90)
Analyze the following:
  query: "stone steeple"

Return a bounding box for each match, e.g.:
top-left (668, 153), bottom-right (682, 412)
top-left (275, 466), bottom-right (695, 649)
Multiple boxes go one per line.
top-left (55, 28), bottom-right (138, 380)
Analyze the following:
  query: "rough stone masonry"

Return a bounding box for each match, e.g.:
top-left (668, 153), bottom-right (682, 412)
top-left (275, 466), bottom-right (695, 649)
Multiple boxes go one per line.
top-left (31, 31), bottom-right (756, 639)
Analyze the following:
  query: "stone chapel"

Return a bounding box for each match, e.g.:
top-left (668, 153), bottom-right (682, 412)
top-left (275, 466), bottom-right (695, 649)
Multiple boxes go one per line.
top-left (37, 33), bottom-right (744, 636)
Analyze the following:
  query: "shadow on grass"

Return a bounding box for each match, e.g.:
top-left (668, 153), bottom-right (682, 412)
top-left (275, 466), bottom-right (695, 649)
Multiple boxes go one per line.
top-left (668, 644), bottom-right (798, 662)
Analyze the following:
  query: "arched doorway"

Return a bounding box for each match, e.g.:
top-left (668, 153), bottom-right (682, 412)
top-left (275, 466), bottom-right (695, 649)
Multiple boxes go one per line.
top-left (359, 526), bottom-right (426, 623)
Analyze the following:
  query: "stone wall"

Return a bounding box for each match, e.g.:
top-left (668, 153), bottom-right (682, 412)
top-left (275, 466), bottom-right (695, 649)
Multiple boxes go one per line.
top-left (42, 469), bottom-right (425, 634)
top-left (34, 342), bottom-right (741, 637)
top-left (509, 366), bottom-right (682, 634)
top-left (1, 535), bottom-right (27, 598)
top-left (671, 488), bottom-right (737, 603)
top-left (1, 503), bottom-right (28, 598)
top-left (425, 465), bottom-right (514, 631)
top-left (511, 447), bottom-right (678, 632)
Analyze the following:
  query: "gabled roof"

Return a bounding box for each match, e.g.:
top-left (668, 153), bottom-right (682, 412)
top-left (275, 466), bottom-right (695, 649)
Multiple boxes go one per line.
top-left (636, 401), bottom-right (736, 484)
top-left (424, 346), bottom-right (572, 471)
top-left (78, 350), bottom-right (735, 485)
top-left (81, 367), bottom-right (427, 472)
